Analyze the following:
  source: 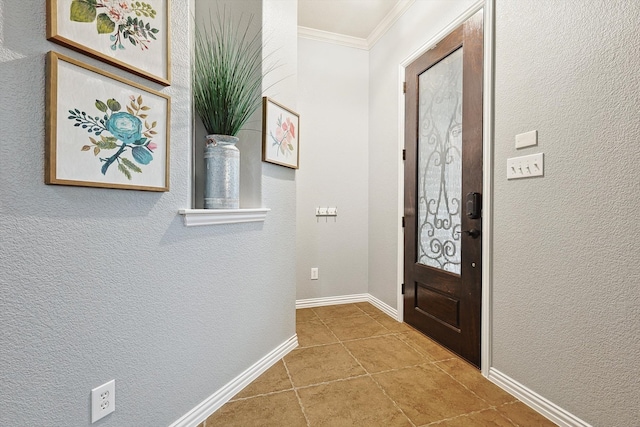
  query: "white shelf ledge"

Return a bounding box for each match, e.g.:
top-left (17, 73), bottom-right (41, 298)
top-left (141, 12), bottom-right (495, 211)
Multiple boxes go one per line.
top-left (178, 208), bottom-right (270, 226)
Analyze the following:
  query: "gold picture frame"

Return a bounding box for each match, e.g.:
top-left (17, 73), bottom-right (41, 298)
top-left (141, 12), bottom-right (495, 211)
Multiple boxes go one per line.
top-left (262, 97), bottom-right (300, 169)
top-left (46, 51), bottom-right (171, 192)
top-left (46, 0), bottom-right (171, 86)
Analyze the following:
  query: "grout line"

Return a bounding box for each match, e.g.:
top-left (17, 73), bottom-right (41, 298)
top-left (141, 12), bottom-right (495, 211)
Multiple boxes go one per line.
top-left (367, 370), bottom-right (417, 427)
top-left (336, 335), bottom-right (370, 374)
top-left (228, 387), bottom-right (294, 402)
top-left (318, 306), bottom-right (418, 427)
top-left (418, 407), bottom-right (518, 427)
top-left (296, 330), bottom-right (397, 350)
top-left (282, 358), bottom-right (312, 427)
top-left (295, 340), bottom-right (341, 350)
top-left (339, 332), bottom-right (410, 345)
top-left (336, 304), bottom-right (503, 425)
top-left (368, 360), bottom-right (434, 376)
top-left (308, 303), bottom-right (387, 323)
top-left (217, 303), bottom-right (525, 427)
top-left (395, 332), bottom-right (459, 363)
top-left (291, 319), bottom-right (421, 424)
top-left (431, 359), bottom-right (513, 408)
top-left (293, 372), bottom-right (372, 391)
top-left (288, 360), bottom-right (446, 393)
top-left (493, 401), bottom-right (538, 427)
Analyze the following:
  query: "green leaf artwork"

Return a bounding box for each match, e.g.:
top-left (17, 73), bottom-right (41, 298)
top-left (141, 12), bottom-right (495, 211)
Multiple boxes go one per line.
top-left (70, 0), bottom-right (97, 22)
top-left (68, 94), bottom-right (160, 180)
top-left (96, 13), bottom-right (116, 34)
top-left (95, 100), bottom-right (108, 112)
top-left (69, 1), bottom-right (160, 51)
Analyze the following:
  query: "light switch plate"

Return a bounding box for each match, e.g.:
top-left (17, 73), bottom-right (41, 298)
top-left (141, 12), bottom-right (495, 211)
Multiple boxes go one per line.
top-left (507, 153), bottom-right (544, 179)
top-left (515, 130), bottom-right (537, 149)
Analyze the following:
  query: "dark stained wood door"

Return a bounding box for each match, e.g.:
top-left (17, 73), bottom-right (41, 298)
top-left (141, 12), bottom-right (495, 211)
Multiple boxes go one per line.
top-left (404, 10), bottom-right (484, 367)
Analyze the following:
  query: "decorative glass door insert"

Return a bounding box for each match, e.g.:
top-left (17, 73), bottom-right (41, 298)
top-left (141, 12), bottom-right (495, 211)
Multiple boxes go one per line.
top-left (417, 47), bottom-right (463, 274)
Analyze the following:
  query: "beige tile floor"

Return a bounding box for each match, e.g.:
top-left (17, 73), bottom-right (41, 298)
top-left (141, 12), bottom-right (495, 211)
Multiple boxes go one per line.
top-left (200, 303), bottom-right (557, 427)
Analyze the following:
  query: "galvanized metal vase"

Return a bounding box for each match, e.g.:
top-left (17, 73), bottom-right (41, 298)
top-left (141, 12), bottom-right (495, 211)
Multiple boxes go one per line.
top-left (204, 134), bottom-right (240, 209)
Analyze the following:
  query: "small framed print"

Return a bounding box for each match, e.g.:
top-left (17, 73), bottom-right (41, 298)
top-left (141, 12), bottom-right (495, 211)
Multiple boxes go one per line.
top-left (47, 0), bottom-right (171, 86)
top-left (46, 51), bottom-right (170, 192)
top-left (262, 97), bottom-right (300, 169)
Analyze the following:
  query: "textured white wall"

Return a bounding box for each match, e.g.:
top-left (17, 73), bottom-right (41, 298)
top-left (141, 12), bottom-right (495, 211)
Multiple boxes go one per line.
top-left (296, 38), bottom-right (369, 300)
top-left (493, 1), bottom-right (640, 425)
top-left (0, 0), bottom-right (297, 425)
top-left (368, 0), bottom-right (477, 307)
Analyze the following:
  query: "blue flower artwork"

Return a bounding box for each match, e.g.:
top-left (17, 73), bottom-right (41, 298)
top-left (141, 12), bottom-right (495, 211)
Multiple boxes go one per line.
top-left (68, 94), bottom-right (159, 179)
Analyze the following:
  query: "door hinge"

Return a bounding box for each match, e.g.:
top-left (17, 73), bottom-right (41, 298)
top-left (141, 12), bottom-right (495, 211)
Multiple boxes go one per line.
top-left (402, 216), bottom-right (405, 228)
top-left (402, 149), bottom-right (406, 160)
top-left (401, 283), bottom-right (405, 294)
top-left (403, 82), bottom-right (407, 94)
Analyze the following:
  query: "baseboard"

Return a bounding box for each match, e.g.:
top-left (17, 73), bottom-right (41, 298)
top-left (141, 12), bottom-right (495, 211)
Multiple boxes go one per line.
top-left (488, 368), bottom-right (592, 427)
top-left (367, 294), bottom-right (399, 320)
top-left (295, 293), bottom-right (369, 308)
top-left (296, 293), bottom-right (399, 320)
top-left (169, 335), bottom-right (298, 427)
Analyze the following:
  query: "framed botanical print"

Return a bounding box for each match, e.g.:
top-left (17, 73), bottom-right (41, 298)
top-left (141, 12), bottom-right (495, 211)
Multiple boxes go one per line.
top-left (262, 97), bottom-right (300, 169)
top-left (46, 51), bottom-right (170, 192)
top-left (46, 0), bottom-right (171, 86)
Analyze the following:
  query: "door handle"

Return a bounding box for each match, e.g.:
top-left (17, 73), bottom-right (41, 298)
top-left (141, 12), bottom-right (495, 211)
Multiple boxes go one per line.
top-left (461, 229), bottom-right (481, 238)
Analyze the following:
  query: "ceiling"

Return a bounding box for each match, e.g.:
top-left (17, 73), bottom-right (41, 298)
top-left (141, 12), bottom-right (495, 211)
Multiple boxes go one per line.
top-left (298, 0), bottom-right (405, 40)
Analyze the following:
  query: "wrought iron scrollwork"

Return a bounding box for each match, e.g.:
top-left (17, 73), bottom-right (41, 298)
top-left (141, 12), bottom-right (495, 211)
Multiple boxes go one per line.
top-left (417, 48), bottom-right (463, 274)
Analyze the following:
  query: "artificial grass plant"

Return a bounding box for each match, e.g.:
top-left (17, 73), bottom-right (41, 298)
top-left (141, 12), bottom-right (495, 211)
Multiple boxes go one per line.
top-left (193, 9), bottom-right (267, 137)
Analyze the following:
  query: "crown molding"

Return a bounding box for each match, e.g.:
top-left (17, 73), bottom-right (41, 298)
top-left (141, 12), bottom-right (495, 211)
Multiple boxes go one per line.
top-left (298, 26), bottom-right (369, 50)
top-left (367, 0), bottom-right (415, 48)
top-left (298, 0), bottom-right (415, 50)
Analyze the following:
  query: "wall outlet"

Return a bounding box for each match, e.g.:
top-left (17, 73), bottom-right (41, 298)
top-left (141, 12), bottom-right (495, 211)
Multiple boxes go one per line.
top-left (311, 268), bottom-right (319, 280)
top-left (91, 380), bottom-right (115, 423)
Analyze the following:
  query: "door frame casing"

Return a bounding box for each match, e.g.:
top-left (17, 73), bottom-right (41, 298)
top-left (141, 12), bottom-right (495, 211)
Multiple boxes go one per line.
top-left (396, 0), bottom-right (494, 375)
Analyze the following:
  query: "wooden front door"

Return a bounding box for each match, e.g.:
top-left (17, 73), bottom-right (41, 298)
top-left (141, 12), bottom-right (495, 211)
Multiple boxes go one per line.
top-left (403, 10), bottom-right (484, 367)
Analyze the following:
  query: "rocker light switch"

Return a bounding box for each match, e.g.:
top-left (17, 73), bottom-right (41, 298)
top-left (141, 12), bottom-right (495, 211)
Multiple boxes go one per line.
top-left (515, 130), bottom-right (538, 149)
